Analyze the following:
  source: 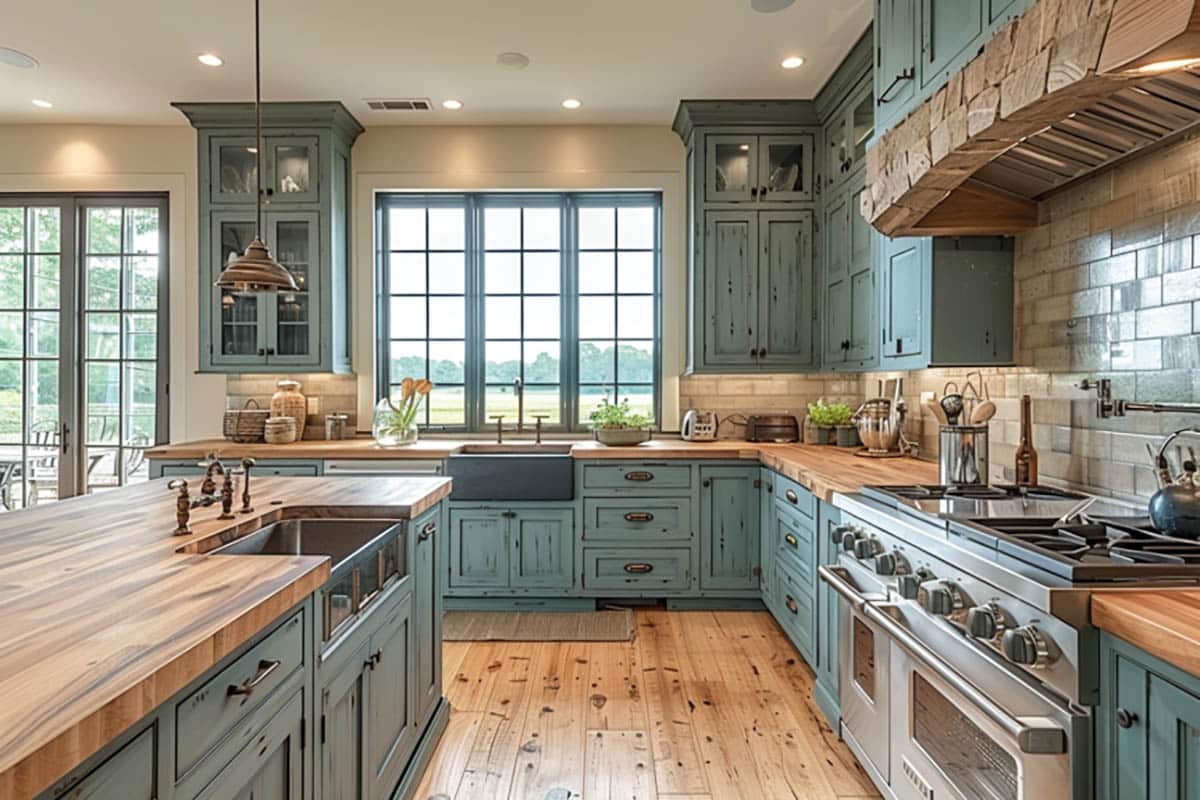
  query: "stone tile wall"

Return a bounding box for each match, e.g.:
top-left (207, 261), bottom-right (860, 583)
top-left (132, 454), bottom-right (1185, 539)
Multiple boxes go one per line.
top-left (225, 374), bottom-right (359, 439)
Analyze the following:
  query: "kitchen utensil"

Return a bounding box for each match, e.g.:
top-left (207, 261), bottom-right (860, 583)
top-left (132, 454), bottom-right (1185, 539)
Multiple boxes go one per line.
top-left (970, 400), bottom-right (997, 424)
top-left (938, 425), bottom-right (989, 485)
top-left (681, 409), bottom-right (718, 441)
top-left (324, 413), bottom-right (349, 441)
top-left (746, 414), bottom-right (800, 443)
top-left (940, 393), bottom-right (964, 425)
top-left (1149, 485), bottom-right (1200, 538)
top-left (924, 398), bottom-right (949, 426)
top-left (853, 399), bottom-right (902, 454)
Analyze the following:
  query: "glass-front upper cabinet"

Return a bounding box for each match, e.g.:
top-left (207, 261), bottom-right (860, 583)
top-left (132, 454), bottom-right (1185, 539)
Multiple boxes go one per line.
top-left (210, 138), bottom-right (260, 205)
top-left (705, 133), bottom-right (813, 203)
top-left (208, 136), bottom-right (320, 205)
top-left (851, 92), bottom-right (874, 172)
top-left (267, 137), bottom-right (320, 204)
top-left (824, 80), bottom-right (874, 191)
top-left (267, 212), bottom-right (320, 365)
top-left (211, 212), bottom-right (265, 365)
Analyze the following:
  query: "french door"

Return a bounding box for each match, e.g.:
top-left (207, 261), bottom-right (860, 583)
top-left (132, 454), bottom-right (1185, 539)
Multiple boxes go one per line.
top-left (0, 195), bottom-right (168, 509)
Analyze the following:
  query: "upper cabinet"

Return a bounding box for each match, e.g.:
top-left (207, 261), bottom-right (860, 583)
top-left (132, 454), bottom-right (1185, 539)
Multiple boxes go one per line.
top-left (918, 0), bottom-right (984, 90)
top-left (675, 101), bottom-right (821, 373)
top-left (174, 102), bottom-right (363, 373)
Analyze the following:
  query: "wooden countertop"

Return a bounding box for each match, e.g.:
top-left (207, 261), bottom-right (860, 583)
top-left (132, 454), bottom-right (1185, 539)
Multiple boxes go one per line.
top-left (149, 438), bottom-right (938, 504)
top-left (0, 475), bottom-right (451, 800)
top-left (1093, 591), bottom-right (1200, 679)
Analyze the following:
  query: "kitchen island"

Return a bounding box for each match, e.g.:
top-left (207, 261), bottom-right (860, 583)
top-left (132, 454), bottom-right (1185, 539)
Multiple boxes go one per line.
top-left (0, 474), bottom-right (451, 800)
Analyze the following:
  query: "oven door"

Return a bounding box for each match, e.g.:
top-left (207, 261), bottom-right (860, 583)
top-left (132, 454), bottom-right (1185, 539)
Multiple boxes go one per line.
top-left (867, 602), bottom-right (1085, 800)
top-left (820, 564), bottom-right (891, 788)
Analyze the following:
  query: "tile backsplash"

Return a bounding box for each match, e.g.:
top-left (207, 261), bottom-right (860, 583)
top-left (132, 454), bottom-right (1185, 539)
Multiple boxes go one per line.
top-left (225, 374), bottom-right (358, 439)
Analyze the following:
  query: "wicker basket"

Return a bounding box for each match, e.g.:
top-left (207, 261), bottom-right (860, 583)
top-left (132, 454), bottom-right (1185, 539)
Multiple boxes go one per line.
top-left (223, 399), bottom-right (269, 443)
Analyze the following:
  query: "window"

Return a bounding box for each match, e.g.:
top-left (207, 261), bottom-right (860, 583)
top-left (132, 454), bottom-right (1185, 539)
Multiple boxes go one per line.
top-left (378, 193), bottom-right (660, 431)
top-left (0, 196), bottom-right (168, 509)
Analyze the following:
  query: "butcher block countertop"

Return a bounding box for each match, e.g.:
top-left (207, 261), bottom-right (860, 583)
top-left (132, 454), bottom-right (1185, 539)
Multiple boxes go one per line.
top-left (148, 437), bottom-right (939, 503)
top-left (1092, 591), bottom-right (1200, 679)
top-left (0, 474), bottom-right (451, 800)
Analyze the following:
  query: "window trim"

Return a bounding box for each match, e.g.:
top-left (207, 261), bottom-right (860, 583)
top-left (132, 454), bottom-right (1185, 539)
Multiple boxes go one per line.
top-left (375, 191), bottom-right (662, 432)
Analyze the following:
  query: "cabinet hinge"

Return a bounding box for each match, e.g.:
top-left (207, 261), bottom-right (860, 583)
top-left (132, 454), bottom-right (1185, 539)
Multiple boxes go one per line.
top-left (301, 719), bottom-right (306, 750)
top-left (320, 714), bottom-right (326, 744)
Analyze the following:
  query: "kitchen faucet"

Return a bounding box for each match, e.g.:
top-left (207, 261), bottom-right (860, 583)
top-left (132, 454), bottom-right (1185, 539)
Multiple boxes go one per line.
top-left (1079, 378), bottom-right (1200, 418)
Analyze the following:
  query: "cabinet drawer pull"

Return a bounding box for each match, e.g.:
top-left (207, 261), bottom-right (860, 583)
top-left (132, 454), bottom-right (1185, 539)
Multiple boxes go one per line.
top-left (624, 562), bottom-right (654, 574)
top-left (785, 533), bottom-right (798, 548)
top-left (1116, 708), bottom-right (1138, 729)
top-left (364, 648), bottom-right (384, 670)
top-left (227, 658), bottom-right (282, 698)
top-left (418, 521), bottom-right (436, 540)
top-left (785, 595), bottom-right (799, 615)
top-left (785, 489), bottom-right (799, 504)
top-left (624, 512), bottom-right (655, 523)
top-left (877, 67), bottom-right (915, 105)
top-left (624, 471), bottom-right (654, 482)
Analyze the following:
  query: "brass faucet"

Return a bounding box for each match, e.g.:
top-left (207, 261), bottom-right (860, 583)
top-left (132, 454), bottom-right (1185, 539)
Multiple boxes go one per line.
top-left (199, 453), bottom-right (227, 499)
top-left (167, 479), bottom-right (192, 536)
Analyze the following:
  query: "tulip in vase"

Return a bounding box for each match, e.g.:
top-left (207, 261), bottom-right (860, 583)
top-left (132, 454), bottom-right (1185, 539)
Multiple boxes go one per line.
top-left (373, 378), bottom-right (432, 447)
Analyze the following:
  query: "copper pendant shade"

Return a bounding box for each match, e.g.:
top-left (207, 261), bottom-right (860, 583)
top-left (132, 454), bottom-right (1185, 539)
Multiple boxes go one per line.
top-left (215, 0), bottom-right (298, 294)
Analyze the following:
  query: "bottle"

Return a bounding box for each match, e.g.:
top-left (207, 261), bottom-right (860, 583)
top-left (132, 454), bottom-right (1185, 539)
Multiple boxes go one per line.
top-left (1014, 394), bottom-right (1038, 487)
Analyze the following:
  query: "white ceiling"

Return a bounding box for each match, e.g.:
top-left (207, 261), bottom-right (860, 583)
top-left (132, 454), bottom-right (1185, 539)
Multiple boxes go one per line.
top-left (0, 0), bottom-right (872, 126)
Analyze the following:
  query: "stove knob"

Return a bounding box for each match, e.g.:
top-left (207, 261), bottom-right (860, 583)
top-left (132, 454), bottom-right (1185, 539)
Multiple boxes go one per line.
top-left (874, 552), bottom-right (898, 575)
top-left (1001, 625), bottom-right (1058, 667)
top-left (832, 524), bottom-right (854, 544)
top-left (966, 603), bottom-right (1007, 641)
top-left (917, 580), bottom-right (963, 618)
top-left (853, 537), bottom-right (881, 560)
top-left (896, 575), bottom-right (921, 599)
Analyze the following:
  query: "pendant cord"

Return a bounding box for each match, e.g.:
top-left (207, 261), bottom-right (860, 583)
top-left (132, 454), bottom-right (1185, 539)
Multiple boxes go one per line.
top-left (254, 0), bottom-right (263, 238)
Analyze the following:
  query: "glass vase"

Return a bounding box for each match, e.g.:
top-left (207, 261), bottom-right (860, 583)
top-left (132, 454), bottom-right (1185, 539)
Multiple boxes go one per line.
top-left (372, 398), bottom-right (419, 447)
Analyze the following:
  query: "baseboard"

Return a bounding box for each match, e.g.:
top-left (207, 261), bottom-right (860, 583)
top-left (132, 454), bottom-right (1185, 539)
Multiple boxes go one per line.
top-left (393, 698), bottom-right (451, 800)
top-left (443, 597), bottom-right (597, 611)
top-left (665, 597), bottom-right (766, 610)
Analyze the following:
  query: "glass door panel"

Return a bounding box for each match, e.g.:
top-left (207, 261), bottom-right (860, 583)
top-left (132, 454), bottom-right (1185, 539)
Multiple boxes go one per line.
top-left (212, 212), bottom-right (265, 364)
top-left (209, 137), bottom-right (259, 204)
top-left (851, 92), bottom-right (874, 172)
top-left (759, 134), bottom-right (814, 201)
top-left (267, 137), bottom-right (320, 204)
top-left (267, 212), bottom-right (320, 366)
top-left (705, 135), bottom-right (758, 202)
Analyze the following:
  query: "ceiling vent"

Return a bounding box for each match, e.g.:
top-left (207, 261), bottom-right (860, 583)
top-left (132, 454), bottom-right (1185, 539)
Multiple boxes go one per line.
top-left (364, 98), bottom-right (433, 111)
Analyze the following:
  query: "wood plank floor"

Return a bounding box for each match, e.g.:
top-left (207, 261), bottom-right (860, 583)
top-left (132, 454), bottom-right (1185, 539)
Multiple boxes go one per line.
top-left (415, 609), bottom-right (880, 800)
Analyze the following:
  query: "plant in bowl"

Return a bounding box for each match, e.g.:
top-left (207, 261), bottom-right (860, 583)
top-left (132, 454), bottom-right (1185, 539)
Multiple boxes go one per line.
top-left (372, 377), bottom-right (432, 447)
top-left (588, 397), bottom-right (653, 446)
top-left (806, 399), bottom-right (853, 445)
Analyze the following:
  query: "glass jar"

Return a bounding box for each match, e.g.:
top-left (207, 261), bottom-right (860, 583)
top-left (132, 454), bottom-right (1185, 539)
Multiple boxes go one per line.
top-left (372, 397), bottom-right (419, 447)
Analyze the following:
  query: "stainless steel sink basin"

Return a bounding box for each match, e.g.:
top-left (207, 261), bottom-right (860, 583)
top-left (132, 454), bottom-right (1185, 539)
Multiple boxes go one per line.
top-left (214, 518), bottom-right (399, 570)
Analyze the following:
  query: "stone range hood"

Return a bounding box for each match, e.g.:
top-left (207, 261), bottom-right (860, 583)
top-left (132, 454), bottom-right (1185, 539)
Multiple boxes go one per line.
top-left (863, 0), bottom-right (1200, 237)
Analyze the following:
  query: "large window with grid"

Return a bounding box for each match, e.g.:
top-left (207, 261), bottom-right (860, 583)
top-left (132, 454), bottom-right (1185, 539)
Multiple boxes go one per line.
top-left (377, 193), bottom-right (660, 432)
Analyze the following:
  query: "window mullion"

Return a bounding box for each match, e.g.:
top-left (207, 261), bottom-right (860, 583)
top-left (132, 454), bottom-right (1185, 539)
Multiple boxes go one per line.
top-left (562, 195), bottom-right (578, 432)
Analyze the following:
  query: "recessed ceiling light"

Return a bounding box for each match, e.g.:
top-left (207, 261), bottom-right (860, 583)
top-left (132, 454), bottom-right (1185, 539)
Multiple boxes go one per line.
top-left (497, 51), bottom-right (531, 71)
top-left (781, 56), bottom-right (805, 70)
top-left (562, 98), bottom-right (582, 110)
top-left (31, 98), bottom-right (52, 109)
top-left (0, 47), bottom-right (38, 69)
top-left (751, 0), bottom-right (795, 12)
top-left (197, 53), bottom-right (224, 67)
top-left (442, 99), bottom-right (463, 110)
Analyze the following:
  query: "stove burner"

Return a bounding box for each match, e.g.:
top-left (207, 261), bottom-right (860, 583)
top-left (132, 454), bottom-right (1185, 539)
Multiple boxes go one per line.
top-left (868, 484), bottom-right (1086, 502)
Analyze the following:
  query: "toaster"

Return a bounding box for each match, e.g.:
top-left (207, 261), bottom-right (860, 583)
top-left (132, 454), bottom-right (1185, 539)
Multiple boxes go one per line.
top-left (746, 414), bottom-right (799, 443)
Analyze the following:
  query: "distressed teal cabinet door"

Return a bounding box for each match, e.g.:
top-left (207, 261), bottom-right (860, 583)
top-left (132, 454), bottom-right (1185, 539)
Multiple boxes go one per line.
top-left (758, 211), bottom-right (814, 368)
top-left (264, 211), bottom-right (322, 368)
top-left (823, 189), bottom-right (850, 365)
top-left (195, 691), bottom-right (304, 800)
top-left (847, 184), bottom-right (877, 363)
top-left (759, 469), bottom-right (775, 598)
top-left (881, 236), bottom-right (926, 361)
top-left (920, 0), bottom-right (984, 89)
top-left (448, 509), bottom-right (509, 588)
top-left (366, 592), bottom-right (417, 800)
top-left (56, 726), bottom-right (155, 800)
top-left (703, 211), bottom-right (759, 366)
top-left (699, 466), bottom-right (761, 591)
top-left (412, 508), bottom-right (442, 727)
top-left (1149, 674), bottom-right (1200, 799)
top-left (813, 502), bottom-right (842, 729)
top-left (876, 0), bottom-right (917, 131)
top-left (321, 643), bottom-right (368, 800)
top-left (510, 509), bottom-right (574, 590)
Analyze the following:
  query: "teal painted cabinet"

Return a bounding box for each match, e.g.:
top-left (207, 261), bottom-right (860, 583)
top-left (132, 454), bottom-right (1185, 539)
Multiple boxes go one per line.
top-left (447, 505), bottom-right (574, 594)
top-left (919, 0), bottom-right (984, 90)
top-left (365, 592), bottom-right (417, 800)
top-left (879, 235), bottom-right (1014, 369)
top-left (698, 466), bottom-right (761, 591)
top-left (194, 690), bottom-right (304, 800)
top-left (149, 458), bottom-right (323, 478)
top-left (759, 468), bottom-right (775, 598)
top-left (53, 725), bottom-right (156, 800)
top-left (1098, 632), bottom-right (1200, 798)
top-left (813, 501), bottom-right (843, 729)
top-left (875, 0), bottom-right (917, 132)
top-left (174, 102), bottom-right (363, 374)
top-left (320, 640), bottom-right (367, 800)
top-left (411, 507), bottom-right (443, 729)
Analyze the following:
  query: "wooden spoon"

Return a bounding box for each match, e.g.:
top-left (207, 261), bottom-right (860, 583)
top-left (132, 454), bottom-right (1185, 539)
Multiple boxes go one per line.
top-left (971, 400), bottom-right (997, 424)
top-left (925, 398), bottom-right (949, 426)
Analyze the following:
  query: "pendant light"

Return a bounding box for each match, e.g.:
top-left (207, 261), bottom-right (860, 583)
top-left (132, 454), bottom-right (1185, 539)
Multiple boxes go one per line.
top-left (215, 0), bottom-right (299, 293)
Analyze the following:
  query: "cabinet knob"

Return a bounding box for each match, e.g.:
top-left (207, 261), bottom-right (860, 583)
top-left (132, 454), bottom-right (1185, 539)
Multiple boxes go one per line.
top-left (750, 186), bottom-right (759, 198)
top-left (1116, 708), bottom-right (1138, 729)
top-left (702, 479), bottom-right (711, 488)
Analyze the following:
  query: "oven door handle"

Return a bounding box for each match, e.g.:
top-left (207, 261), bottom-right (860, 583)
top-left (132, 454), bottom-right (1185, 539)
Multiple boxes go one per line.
top-left (818, 564), bottom-right (869, 611)
top-left (863, 603), bottom-right (1067, 755)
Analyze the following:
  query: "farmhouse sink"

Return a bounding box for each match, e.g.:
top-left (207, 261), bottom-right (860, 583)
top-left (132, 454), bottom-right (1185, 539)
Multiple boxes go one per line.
top-left (457, 442), bottom-right (574, 454)
top-left (446, 453), bottom-right (574, 500)
top-left (214, 518), bottom-right (400, 570)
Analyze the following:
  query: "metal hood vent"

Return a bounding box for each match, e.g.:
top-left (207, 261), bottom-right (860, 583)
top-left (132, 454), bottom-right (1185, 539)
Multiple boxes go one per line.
top-left (364, 98), bottom-right (433, 111)
top-left (863, 0), bottom-right (1200, 237)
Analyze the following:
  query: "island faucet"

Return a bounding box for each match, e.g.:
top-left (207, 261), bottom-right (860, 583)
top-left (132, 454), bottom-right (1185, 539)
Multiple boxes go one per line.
top-left (199, 453), bottom-right (227, 498)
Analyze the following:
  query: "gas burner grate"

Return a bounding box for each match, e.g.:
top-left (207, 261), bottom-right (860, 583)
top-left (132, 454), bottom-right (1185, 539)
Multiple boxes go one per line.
top-left (865, 484), bottom-right (1086, 504)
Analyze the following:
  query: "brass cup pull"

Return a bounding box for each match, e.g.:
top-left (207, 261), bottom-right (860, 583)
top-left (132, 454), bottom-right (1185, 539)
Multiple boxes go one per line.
top-left (418, 522), bottom-right (436, 541)
top-left (785, 489), bottom-right (799, 504)
top-left (785, 533), bottom-right (798, 548)
top-left (624, 471), bottom-right (654, 482)
top-left (227, 658), bottom-right (282, 699)
top-left (624, 563), bottom-right (654, 574)
top-left (785, 595), bottom-right (799, 614)
top-left (624, 512), bottom-right (655, 523)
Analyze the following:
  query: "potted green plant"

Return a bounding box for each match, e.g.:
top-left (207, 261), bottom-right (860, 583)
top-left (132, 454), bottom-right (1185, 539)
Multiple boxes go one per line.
top-left (806, 399), bottom-right (855, 446)
top-left (588, 397), bottom-right (653, 446)
top-left (372, 377), bottom-right (432, 447)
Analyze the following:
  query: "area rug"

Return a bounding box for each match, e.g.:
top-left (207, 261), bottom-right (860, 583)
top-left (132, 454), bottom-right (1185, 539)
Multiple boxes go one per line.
top-left (442, 609), bottom-right (634, 642)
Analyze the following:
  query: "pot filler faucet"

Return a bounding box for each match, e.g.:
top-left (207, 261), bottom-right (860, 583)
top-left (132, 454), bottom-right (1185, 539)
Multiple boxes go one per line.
top-left (1079, 378), bottom-right (1200, 418)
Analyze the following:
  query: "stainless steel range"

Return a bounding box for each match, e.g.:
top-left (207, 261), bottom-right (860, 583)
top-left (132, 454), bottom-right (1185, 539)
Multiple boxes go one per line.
top-left (821, 484), bottom-right (1200, 800)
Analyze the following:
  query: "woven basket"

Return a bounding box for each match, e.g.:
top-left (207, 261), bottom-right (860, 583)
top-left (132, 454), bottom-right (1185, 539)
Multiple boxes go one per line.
top-left (223, 399), bottom-right (269, 443)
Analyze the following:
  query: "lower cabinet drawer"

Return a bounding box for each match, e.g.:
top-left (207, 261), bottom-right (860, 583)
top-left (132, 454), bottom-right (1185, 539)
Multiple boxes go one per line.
top-left (581, 498), bottom-right (693, 543)
top-left (582, 548), bottom-right (692, 591)
top-left (581, 463), bottom-right (692, 491)
top-left (775, 504), bottom-right (815, 575)
top-left (773, 555), bottom-right (815, 662)
top-left (175, 609), bottom-right (305, 780)
top-left (55, 724), bottom-right (156, 800)
top-left (774, 473), bottom-right (816, 518)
